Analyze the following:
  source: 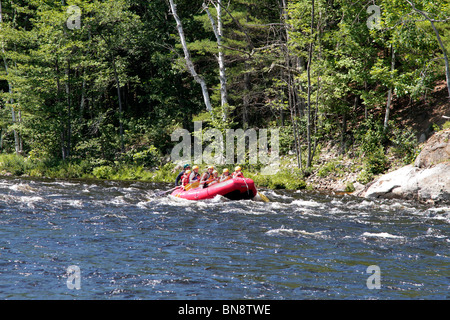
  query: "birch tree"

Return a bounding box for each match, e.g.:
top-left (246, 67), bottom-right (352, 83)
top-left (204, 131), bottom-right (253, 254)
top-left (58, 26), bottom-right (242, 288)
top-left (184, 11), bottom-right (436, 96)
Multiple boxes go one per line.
top-left (168, 0), bottom-right (213, 114)
top-left (405, 0), bottom-right (450, 99)
top-left (202, 0), bottom-right (228, 121)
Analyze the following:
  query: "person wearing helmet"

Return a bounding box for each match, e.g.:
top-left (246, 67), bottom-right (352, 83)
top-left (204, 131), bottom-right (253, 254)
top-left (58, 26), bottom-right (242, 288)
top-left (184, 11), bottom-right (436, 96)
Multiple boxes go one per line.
top-left (175, 164), bottom-right (190, 186)
top-left (181, 170), bottom-right (191, 186)
top-left (200, 165), bottom-right (215, 188)
top-left (208, 170), bottom-right (219, 186)
top-left (232, 166), bottom-right (244, 178)
top-left (220, 168), bottom-right (231, 182)
top-left (189, 165), bottom-right (200, 183)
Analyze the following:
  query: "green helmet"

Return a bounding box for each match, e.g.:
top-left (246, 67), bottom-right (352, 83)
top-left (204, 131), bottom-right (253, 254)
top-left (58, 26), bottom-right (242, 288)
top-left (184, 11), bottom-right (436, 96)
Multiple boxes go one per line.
top-left (184, 164), bottom-right (190, 169)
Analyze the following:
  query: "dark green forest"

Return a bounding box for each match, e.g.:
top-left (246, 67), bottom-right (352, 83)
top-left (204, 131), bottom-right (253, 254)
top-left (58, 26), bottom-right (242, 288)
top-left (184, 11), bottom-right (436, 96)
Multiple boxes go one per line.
top-left (0, 0), bottom-right (449, 186)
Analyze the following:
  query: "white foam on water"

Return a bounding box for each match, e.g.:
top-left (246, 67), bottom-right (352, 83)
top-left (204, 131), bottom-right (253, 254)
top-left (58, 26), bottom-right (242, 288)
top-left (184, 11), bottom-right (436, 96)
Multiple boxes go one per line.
top-left (425, 228), bottom-right (447, 239)
top-left (12, 195), bottom-right (45, 209)
top-left (291, 199), bottom-right (325, 208)
top-left (357, 200), bottom-right (378, 209)
top-left (361, 232), bottom-right (405, 239)
top-left (269, 202), bottom-right (287, 210)
top-left (19, 195), bottom-right (44, 203)
top-left (297, 209), bottom-right (324, 218)
top-left (103, 213), bottom-right (128, 219)
top-left (427, 207), bottom-right (450, 213)
top-left (45, 181), bottom-right (79, 187)
top-left (136, 201), bottom-right (150, 209)
top-left (266, 227), bottom-right (328, 238)
top-left (331, 198), bottom-right (344, 205)
top-left (263, 190), bottom-right (293, 200)
top-left (111, 196), bottom-right (127, 205)
top-left (8, 183), bottom-right (37, 193)
top-left (65, 199), bottom-right (83, 208)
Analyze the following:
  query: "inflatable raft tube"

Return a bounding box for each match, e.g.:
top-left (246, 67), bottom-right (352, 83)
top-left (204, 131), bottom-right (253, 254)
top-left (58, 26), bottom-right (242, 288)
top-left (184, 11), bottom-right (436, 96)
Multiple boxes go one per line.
top-left (170, 178), bottom-right (257, 201)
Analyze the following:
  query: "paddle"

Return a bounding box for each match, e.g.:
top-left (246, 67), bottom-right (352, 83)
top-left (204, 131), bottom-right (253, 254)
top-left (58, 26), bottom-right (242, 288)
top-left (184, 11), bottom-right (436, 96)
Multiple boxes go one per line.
top-left (258, 191), bottom-right (270, 202)
top-left (154, 186), bottom-right (181, 197)
top-left (184, 181), bottom-right (200, 191)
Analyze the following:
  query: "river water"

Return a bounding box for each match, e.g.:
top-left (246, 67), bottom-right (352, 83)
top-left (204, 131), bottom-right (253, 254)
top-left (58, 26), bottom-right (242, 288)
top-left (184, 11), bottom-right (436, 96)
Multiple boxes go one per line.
top-left (0, 176), bottom-right (448, 300)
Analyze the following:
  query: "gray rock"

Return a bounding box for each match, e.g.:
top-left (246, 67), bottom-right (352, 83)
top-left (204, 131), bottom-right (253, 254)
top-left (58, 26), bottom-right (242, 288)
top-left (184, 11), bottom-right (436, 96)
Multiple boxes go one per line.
top-left (361, 162), bottom-right (450, 203)
top-left (418, 133), bottom-right (427, 143)
top-left (414, 129), bottom-right (450, 168)
top-left (359, 129), bottom-right (450, 203)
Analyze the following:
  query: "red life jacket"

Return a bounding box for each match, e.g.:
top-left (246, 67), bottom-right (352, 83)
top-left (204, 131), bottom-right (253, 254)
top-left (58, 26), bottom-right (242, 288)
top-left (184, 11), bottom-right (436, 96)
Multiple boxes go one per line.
top-left (233, 171), bottom-right (244, 178)
top-left (182, 174), bottom-right (190, 186)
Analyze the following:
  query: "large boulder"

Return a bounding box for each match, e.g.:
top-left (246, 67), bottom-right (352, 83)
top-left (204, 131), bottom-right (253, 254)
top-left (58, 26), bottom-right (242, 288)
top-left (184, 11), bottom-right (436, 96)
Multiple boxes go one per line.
top-left (358, 129), bottom-right (450, 203)
top-left (360, 162), bottom-right (450, 202)
top-left (414, 129), bottom-right (450, 168)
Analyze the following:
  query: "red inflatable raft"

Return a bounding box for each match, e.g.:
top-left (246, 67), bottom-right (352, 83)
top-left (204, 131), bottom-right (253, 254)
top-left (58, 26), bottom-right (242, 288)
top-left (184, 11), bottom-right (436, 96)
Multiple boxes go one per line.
top-left (170, 177), bottom-right (258, 201)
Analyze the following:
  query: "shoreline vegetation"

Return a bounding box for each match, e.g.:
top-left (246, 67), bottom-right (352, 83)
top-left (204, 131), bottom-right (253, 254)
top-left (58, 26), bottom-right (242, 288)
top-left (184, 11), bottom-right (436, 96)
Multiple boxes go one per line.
top-left (0, 123), bottom-right (449, 204)
top-left (0, 122), bottom-right (449, 197)
top-left (0, 130), bottom-right (433, 194)
top-left (0, 152), bottom-right (309, 190)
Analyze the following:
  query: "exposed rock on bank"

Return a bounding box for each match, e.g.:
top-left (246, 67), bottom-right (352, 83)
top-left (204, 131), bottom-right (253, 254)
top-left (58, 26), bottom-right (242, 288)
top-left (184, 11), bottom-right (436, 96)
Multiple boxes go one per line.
top-left (358, 129), bottom-right (450, 203)
top-left (414, 128), bottom-right (450, 168)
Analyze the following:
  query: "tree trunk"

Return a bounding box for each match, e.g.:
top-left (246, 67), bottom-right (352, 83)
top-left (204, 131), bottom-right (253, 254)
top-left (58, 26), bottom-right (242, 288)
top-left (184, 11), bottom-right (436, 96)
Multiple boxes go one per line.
top-left (217, 0), bottom-right (227, 119)
top-left (406, 0), bottom-right (450, 98)
top-left (243, 61), bottom-right (250, 129)
top-left (203, 1), bottom-right (228, 121)
top-left (80, 69), bottom-right (86, 120)
top-left (169, 0), bottom-right (213, 114)
top-left (55, 59), bottom-right (67, 160)
top-left (340, 112), bottom-right (347, 155)
top-left (311, 10), bottom-right (322, 162)
top-left (384, 44), bottom-right (395, 131)
top-left (111, 54), bottom-right (124, 153)
top-left (364, 81), bottom-right (368, 119)
top-left (65, 58), bottom-right (71, 157)
top-left (281, 0), bottom-right (301, 169)
top-left (306, 0), bottom-right (314, 168)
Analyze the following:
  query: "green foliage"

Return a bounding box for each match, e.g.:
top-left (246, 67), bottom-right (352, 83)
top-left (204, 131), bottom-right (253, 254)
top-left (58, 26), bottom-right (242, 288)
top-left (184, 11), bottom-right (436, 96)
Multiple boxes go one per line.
top-left (92, 165), bottom-right (114, 180)
top-left (345, 182), bottom-right (355, 193)
top-left (278, 125), bottom-right (295, 155)
top-left (246, 169), bottom-right (306, 190)
top-left (0, 154), bottom-right (32, 176)
top-left (317, 160), bottom-right (343, 178)
top-left (122, 145), bottom-right (161, 168)
top-left (355, 117), bottom-right (387, 155)
top-left (442, 121), bottom-right (450, 130)
top-left (355, 117), bottom-right (389, 175)
top-left (357, 169), bottom-right (374, 185)
top-left (364, 147), bottom-right (389, 175)
top-left (389, 126), bottom-right (420, 164)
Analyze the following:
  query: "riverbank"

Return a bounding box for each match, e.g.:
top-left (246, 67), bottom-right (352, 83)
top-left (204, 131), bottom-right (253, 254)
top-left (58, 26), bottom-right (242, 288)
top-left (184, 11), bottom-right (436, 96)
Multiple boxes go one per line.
top-left (0, 148), bottom-right (409, 198)
top-left (0, 144), bottom-right (433, 196)
top-left (0, 153), bottom-right (307, 190)
top-left (1, 126), bottom-right (448, 203)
